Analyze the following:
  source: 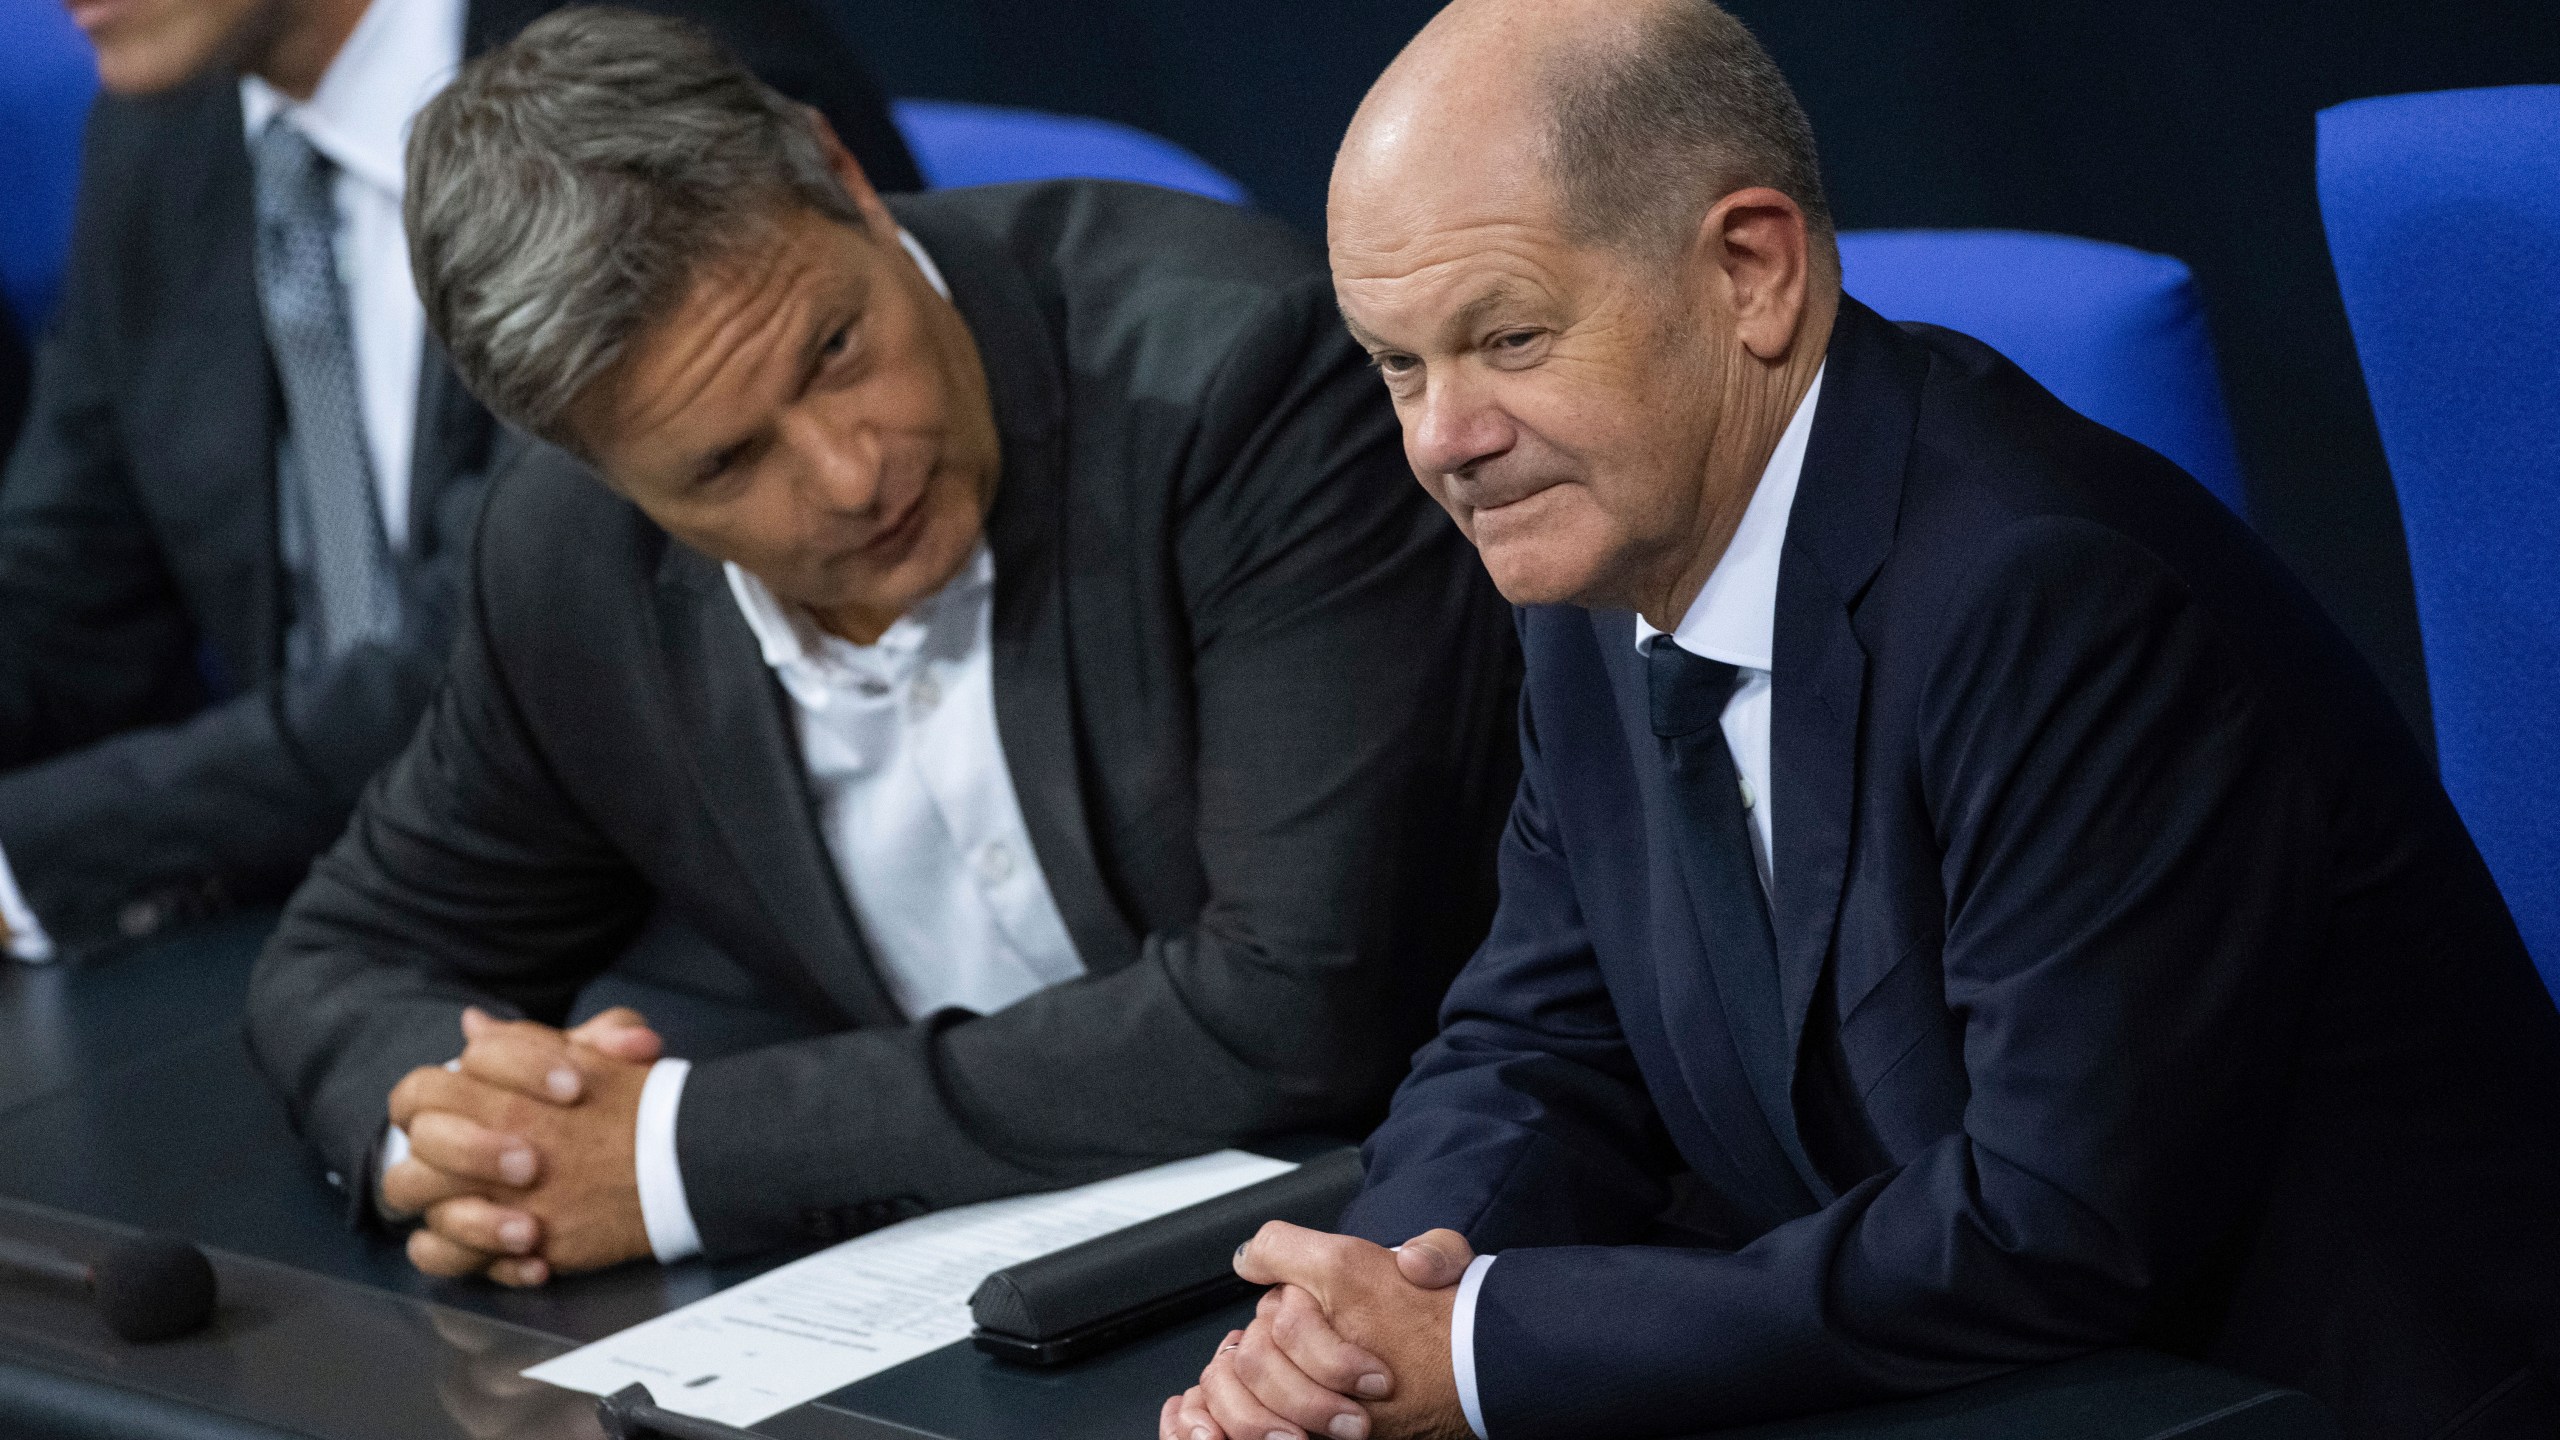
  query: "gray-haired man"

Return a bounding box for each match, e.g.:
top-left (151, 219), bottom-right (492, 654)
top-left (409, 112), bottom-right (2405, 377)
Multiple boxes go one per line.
top-left (244, 8), bottom-right (1518, 1287)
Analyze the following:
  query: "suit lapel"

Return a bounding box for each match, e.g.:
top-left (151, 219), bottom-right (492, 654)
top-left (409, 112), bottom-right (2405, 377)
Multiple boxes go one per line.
top-left (133, 81), bottom-right (282, 683)
top-left (1770, 300), bottom-right (1926, 1092)
top-left (897, 195), bottom-right (1143, 975)
top-left (653, 542), bottom-right (896, 1026)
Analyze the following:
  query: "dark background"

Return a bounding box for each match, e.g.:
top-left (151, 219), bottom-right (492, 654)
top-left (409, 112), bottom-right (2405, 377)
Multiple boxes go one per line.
top-left (825, 0), bottom-right (2560, 746)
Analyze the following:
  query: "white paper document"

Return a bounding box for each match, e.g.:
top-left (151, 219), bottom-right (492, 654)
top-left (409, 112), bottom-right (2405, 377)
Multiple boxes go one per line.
top-left (523, 1148), bottom-right (1297, 1427)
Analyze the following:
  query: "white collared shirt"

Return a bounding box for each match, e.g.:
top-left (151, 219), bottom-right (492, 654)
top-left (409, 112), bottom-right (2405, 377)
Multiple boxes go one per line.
top-left (2, 0), bottom-right (464, 966)
top-left (1449, 364), bottom-right (1825, 1440)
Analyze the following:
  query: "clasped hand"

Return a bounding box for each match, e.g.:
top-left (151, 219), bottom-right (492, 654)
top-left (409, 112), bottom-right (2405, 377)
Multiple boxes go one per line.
top-left (381, 1006), bottom-right (662, 1287)
top-left (1162, 1223), bottom-right (1477, 1440)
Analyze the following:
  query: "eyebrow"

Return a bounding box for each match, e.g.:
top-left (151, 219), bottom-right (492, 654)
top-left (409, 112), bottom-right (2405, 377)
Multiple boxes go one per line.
top-left (1339, 281), bottom-right (1535, 354)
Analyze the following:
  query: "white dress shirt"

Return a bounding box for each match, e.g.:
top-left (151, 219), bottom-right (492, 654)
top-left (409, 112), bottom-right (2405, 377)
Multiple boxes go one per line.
top-left (1, 0), bottom-right (462, 966)
top-left (1448, 364), bottom-right (1824, 1439)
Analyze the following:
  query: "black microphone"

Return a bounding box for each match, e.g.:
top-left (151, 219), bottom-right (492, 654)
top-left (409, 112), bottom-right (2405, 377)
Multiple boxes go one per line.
top-left (0, 1230), bottom-right (218, 1343)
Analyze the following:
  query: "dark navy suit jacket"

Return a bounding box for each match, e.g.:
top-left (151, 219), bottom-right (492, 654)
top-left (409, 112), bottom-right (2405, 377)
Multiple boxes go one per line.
top-left (1343, 299), bottom-right (2560, 1440)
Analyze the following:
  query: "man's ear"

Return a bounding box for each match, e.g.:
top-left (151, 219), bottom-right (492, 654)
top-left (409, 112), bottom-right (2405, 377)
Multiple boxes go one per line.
top-left (1696, 186), bottom-right (1813, 363)
top-left (806, 106), bottom-right (898, 238)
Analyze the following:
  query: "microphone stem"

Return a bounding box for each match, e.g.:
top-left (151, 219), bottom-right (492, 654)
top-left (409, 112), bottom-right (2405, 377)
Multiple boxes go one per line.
top-left (0, 1232), bottom-right (92, 1289)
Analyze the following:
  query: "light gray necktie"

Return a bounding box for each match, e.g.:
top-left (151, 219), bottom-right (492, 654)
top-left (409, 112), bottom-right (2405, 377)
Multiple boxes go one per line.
top-left (252, 116), bottom-right (401, 665)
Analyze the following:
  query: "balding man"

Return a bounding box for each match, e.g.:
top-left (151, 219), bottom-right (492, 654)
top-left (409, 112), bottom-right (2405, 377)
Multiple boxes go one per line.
top-left (1166, 4), bottom-right (2560, 1439)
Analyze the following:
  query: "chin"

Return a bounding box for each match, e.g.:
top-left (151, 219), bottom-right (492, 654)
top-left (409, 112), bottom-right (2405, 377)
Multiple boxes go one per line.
top-left (1476, 542), bottom-right (1604, 609)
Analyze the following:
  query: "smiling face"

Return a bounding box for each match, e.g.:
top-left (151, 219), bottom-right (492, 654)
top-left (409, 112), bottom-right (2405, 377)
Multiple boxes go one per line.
top-left (581, 204), bottom-right (1000, 645)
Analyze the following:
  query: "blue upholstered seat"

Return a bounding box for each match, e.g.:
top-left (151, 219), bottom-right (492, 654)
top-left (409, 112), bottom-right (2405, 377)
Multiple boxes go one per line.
top-left (0, 0), bottom-right (97, 337)
top-left (889, 99), bottom-right (1248, 206)
top-left (1838, 230), bottom-right (2248, 517)
top-left (2319, 85), bottom-right (2560, 993)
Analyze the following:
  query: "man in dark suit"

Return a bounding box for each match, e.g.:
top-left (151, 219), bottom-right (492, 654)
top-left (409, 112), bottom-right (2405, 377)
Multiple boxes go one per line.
top-left (0, 0), bottom-right (917, 961)
top-left (245, 10), bottom-right (1516, 1288)
top-left (1168, 3), bottom-right (2560, 1439)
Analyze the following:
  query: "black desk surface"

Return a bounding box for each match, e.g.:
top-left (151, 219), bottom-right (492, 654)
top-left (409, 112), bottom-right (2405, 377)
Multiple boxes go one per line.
top-left (0, 924), bottom-right (2339, 1440)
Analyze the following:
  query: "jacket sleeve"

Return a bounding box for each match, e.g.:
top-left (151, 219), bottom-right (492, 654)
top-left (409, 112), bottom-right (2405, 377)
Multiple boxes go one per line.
top-left (1337, 630), bottom-right (1685, 1255)
top-left (666, 283), bottom-right (1522, 1257)
top-left (243, 467), bottom-right (649, 1226)
top-left (0, 479), bottom-right (483, 954)
top-left (1464, 519), bottom-right (2326, 1440)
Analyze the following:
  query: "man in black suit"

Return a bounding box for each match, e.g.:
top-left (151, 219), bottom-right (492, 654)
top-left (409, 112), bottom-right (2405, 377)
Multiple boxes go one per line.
top-left (1169, 3), bottom-right (2560, 1439)
top-left (0, 0), bottom-right (916, 961)
top-left (245, 10), bottom-right (1516, 1288)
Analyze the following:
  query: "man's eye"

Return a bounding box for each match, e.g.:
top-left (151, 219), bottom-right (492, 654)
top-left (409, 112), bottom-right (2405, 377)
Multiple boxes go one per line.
top-left (1373, 352), bottom-right (1419, 375)
top-left (696, 443), bottom-right (748, 486)
top-left (1493, 330), bottom-right (1539, 351)
top-left (820, 324), bottom-right (855, 361)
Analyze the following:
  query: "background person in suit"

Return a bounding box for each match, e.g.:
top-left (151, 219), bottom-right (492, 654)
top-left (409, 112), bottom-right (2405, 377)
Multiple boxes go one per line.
top-left (0, 0), bottom-right (917, 962)
top-left (1167, 3), bottom-right (2560, 1439)
top-left (246, 10), bottom-right (1517, 1288)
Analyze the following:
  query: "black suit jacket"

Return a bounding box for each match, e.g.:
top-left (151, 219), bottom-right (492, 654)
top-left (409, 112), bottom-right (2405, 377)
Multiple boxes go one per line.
top-left (246, 182), bottom-right (1521, 1257)
top-left (1342, 299), bottom-right (2560, 1440)
top-left (0, 0), bottom-right (916, 955)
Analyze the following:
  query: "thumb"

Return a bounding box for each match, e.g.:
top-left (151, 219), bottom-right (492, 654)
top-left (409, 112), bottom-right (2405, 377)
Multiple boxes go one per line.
top-left (1393, 1229), bottom-right (1476, 1289)
top-left (568, 1007), bottom-right (663, 1064)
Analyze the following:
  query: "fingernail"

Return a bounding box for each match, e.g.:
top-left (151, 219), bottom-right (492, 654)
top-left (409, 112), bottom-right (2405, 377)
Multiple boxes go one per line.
top-left (520, 1259), bottom-right (548, 1285)
top-left (500, 1147), bottom-right (535, 1186)
top-left (1356, 1373), bottom-right (1390, 1398)
top-left (1233, 1243), bottom-right (1248, 1265)
top-left (1191, 1429), bottom-right (1213, 1440)
top-left (1330, 1417), bottom-right (1365, 1440)
top-left (546, 1067), bottom-right (581, 1101)
top-left (501, 1218), bottom-right (535, 1252)
top-left (1266, 1431), bottom-right (1293, 1440)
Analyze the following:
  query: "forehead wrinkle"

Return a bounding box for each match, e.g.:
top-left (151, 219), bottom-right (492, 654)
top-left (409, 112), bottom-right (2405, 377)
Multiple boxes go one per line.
top-left (621, 252), bottom-right (823, 456)
top-left (1333, 228), bottom-right (1566, 351)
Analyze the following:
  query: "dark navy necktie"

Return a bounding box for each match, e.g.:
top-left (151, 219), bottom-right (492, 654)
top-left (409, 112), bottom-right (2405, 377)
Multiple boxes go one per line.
top-left (1646, 638), bottom-right (1822, 1201)
top-left (252, 117), bottom-right (402, 667)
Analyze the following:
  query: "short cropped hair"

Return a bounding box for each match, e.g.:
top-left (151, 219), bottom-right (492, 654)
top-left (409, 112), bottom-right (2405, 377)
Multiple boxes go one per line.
top-left (1545, 1), bottom-right (1833, 260)
top-left (406, 6), bottom-right (866, 452)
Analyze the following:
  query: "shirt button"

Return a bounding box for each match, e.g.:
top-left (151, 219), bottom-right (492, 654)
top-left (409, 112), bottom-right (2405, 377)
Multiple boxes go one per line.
top-left (910, 675), bottom-right (941, 714)
top-left (1737, 775), bottom-right (1757, 810)
top-left (977, 841), bottom-right (1015, 885)
top-left (854, 677), bottom-right (890, 699)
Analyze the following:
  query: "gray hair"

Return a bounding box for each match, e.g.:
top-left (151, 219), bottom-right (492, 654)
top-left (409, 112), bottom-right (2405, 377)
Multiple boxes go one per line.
top-left (1544, 1), bottom-right (1833, 262)
top-left (406, 6), bottom-right (866, 452)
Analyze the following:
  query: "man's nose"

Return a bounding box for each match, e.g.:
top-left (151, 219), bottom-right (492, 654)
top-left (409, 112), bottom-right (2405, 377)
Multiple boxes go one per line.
top-left (1406, 372), bottom-right (1513, 479)
top-left (787, 410), bottom-right (885, 518)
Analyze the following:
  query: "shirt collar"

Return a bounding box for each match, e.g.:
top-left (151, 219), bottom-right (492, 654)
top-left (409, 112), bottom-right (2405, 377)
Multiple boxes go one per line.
top-left (1634, 363), bottom-right (1825, 673)
top-left (240, 0), bottom-right (466, 197)
top-left (726, 543), bottom-right (994, 677)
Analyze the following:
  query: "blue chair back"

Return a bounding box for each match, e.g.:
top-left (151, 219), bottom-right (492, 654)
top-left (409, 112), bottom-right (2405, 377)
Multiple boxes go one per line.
top-left (1838, 230), bottom-right (2249, 517)
top-left (889, 99), bottom-right (1248, 206)
top-left (0, 0), bottom-right (98, 336)
top-left (2318, 85), bottom-right (2560, 991)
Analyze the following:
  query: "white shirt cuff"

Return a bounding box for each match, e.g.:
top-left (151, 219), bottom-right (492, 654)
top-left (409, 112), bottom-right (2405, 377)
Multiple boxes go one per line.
top-left (0, 843), bottom-right (57, 963)
top-left (1452, 1252), bottom-right (1496, 1440)
top-left (635, 1057), bottom-right (702, 1263)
